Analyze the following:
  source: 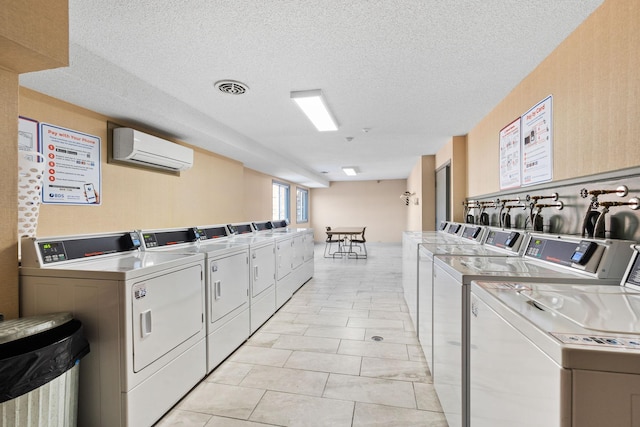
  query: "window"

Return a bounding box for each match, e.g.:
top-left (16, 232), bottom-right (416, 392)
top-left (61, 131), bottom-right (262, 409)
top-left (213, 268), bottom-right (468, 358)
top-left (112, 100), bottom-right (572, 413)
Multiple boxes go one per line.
top-left (296, 187), bottom-right (309, 223)
top-left (272, 181), bottom-right (290, 221)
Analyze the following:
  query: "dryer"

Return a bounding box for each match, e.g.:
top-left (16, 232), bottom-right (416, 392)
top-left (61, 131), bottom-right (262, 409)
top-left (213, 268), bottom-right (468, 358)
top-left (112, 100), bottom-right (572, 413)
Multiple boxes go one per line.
top-left (469, 245), bottom-right (640, 427)
top-left (417, 227), bottom-right (525, 374)
top-left (140, 225), bottom-right (251, 373)
top-left (228, 231), bottom-right (277, 333)
top-left (431, 233), bottom-right (635, 427)
top-left (19, 231), bottom-right (207, 427)
top-left (268, 228), bottom-right (313, 308)
top-left (252, 222), bottom-right (304, 308)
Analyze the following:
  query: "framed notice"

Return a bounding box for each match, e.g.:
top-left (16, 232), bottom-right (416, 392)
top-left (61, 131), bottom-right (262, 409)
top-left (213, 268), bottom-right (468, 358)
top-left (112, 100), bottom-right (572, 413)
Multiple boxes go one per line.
top-left (41, 123), bottom-right (102, 205)
top-left (19, 117), bottom-right (40, 163)
top-left (521, 95), bottom-right (553, 186)
top-left (499, 117), bottom-right (522, 189)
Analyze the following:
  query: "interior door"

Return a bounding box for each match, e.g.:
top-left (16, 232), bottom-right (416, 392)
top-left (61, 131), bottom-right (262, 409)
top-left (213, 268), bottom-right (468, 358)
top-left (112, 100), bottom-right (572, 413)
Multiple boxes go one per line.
top-left (436, 164), bottom-right (451, 228)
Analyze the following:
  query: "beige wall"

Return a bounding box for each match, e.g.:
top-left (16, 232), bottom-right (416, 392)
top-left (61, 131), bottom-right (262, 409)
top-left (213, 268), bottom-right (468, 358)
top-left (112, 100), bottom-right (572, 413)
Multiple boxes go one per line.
top-left (0, 0), bottom-right (68, 73)
top-left (406, 155), bottom-right (436, 231)
top-left (436, 136), bottom-right (467, 222)
top-left (19, 89), bottom-right (246, 235)
top-left (467, 0), bottom-right (640, 196)
top-left (1, 69), bottom-right (19, 319)
top-left (243, 168), bottom-right (273, 222)
top-left (310, 180), bottom-right (407, 242)
top-left (1, 0), bottom-right (68, 319)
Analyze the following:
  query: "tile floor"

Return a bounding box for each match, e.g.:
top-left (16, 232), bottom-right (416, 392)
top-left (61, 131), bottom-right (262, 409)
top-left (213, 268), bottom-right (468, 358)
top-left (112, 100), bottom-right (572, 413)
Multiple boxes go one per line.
top-left (156, 243), bottom-right (448, 426)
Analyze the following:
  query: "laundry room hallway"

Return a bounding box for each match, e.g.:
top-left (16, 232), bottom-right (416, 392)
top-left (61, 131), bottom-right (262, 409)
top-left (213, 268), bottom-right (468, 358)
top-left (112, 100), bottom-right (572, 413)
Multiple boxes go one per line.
top-left (156, 243), bottom-right (447, 426)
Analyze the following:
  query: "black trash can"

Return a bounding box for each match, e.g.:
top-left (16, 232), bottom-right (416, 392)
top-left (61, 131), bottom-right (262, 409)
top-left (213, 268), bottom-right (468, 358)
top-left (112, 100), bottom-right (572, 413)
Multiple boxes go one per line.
top-left (0, 312), bottom-right (90, 426)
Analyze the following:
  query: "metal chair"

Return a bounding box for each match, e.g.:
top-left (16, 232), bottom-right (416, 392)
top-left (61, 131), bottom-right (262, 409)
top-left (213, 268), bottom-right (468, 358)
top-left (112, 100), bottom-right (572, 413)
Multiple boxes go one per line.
top-left (349, 227), bottom-right (367, 259)
top-left (324, 226), bottom-right (344, 258)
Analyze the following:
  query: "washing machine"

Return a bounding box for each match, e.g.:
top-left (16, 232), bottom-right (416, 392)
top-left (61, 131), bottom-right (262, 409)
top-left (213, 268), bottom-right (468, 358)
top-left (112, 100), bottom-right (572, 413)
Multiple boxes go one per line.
top-left (432, 233), bottom-right (635, 427)
top-left (403, 223), bottom-right (487, 336)
top-left (140, 225), bottom-right (251, 373)
top-left (19, 231), bottom-right (207, 427)
top-left (469, 244), bottom-right (640, 426)
top-left (417, 227), bottom-right (525, 373)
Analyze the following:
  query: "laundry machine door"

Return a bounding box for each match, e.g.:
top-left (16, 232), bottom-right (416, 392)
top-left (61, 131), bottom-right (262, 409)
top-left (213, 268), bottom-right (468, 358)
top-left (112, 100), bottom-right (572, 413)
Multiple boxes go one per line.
top-left (291, 235), bottom-right (304, 269)
top-left (132, 263), bottom-right (204, 372)
top-left (251, 243), bottom-right (276, 297)
top-left (209, 251), bottom-right (249, 324)
top-left (276, 237), bottom-right (293, 280)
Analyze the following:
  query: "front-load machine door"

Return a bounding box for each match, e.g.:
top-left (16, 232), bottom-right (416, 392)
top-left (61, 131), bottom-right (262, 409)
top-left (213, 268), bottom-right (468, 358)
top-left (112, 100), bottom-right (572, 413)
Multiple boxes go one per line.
top-left (251, 244), bottom-right (275, 298)
top-left (209, 252), bottom-right (249, 325)
top-left (132, 264), bottom-right (204, 372)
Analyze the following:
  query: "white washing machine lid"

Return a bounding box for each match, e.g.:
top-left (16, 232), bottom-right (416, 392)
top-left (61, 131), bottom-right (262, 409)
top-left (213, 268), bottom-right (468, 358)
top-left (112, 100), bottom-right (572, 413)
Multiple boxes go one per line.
top-left (471, 281), bottom-right (640, 372)
top-left (420, 243), bottom-right (516, 257)
top-left (520, 283), bottom-right (640, 334)
top-left (435, 255), bottom-right (612, 284)
top-left (419, 235), bottom-right (475, 244)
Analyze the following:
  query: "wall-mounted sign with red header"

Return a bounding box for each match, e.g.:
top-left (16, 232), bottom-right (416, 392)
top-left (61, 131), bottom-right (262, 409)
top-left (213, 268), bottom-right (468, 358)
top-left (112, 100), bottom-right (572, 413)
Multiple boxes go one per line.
top-left (40, 123), bottom-right (102, 205)
top-left (521, 95), bottom-right (553, 186)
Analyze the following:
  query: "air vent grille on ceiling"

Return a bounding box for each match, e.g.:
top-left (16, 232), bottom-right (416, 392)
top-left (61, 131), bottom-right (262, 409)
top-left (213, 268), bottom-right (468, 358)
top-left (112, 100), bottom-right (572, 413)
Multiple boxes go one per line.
top-left (214, 80), bottom-right (248, 95)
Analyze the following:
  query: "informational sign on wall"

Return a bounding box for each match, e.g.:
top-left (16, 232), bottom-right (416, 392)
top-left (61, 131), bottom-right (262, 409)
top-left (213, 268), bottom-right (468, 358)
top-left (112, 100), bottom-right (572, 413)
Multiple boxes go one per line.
top-left (18, 117), bottom-right (40, 154)
top-left (521, 95), bottom-right (553, 186)
top-left (499, 117), bottom-right (522, 189)
top-left (40, 123), bottom-right (102, 205)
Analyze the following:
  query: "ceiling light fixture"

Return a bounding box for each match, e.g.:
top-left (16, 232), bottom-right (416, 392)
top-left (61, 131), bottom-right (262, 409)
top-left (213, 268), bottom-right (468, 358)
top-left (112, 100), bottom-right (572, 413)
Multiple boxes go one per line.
top-left (342, 167), bottom-right (358, 176)
top-left (290, 89), bottom-right (338, 131)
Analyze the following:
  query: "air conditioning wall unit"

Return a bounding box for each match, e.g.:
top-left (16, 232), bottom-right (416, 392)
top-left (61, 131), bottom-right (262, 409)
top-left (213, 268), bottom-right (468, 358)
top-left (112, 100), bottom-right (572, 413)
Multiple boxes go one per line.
top-left (112, 128), bottom-right (194, 171)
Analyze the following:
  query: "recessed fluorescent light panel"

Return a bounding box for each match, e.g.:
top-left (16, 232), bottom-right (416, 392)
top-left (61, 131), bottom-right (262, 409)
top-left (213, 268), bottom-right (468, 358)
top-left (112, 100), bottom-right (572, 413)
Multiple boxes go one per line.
top-left (290, 89), bottom-right (339, 131)
top-left (342, 167), bottom-right (358, 176)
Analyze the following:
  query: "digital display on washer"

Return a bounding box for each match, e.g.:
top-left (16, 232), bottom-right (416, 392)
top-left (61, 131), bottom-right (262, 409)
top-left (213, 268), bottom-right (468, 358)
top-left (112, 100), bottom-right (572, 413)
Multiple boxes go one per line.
top-left (525, 238), bottom-right (598, 267)
top-left (39, 241), bottom-right (68, 263)
top-left (570, 241), bottom-right (598, 265)
top-left (624, 251), bottom-right (640, 288)
top-left (461, 226), bottom-right (482, 240)
top-left (485, 231), bottom-right (519, 248)
top-left (234, 224), bottom-right (253, 234)
top-left (200, 226), bottom-right (228, 239)
top-left (253, 221), bottom-right (272, 231)
top-left (38, 234), bottom-right (133, 263)
top-left (447, 224), bottom-right (461, 234)
top-left (142, 233), bottom-right (158, 248)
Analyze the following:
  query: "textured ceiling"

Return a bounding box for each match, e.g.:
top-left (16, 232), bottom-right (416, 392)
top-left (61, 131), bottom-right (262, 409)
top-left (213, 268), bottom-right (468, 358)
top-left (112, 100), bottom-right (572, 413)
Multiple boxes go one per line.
top-left (20, 0), bottom-right (604, 187)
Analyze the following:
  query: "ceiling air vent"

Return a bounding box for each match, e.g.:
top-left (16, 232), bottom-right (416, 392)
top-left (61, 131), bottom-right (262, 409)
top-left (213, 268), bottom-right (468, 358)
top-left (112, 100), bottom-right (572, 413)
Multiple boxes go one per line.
top-left (214, 80), bottom-right (249, 95)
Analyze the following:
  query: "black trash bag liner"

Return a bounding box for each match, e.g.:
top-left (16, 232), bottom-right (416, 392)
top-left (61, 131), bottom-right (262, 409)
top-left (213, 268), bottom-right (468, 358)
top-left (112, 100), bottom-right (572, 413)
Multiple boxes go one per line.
top-left (0, 319), bottom-right (90, 403)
